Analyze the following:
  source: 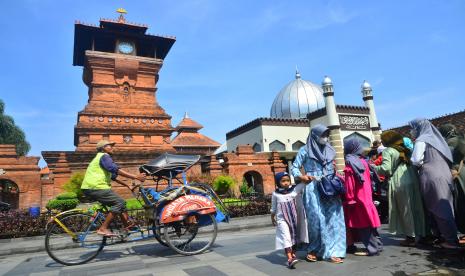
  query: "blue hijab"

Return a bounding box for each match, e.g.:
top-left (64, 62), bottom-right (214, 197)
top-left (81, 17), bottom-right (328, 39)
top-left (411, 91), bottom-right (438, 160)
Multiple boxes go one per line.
top-left (275, 172), bottom-right (294, 194)
top-left (306, 124), bottom-right (336, 166)
top-left (409, 118), bottom-right (453, 163)
top-left (344, 138), bottom-right (366, 184)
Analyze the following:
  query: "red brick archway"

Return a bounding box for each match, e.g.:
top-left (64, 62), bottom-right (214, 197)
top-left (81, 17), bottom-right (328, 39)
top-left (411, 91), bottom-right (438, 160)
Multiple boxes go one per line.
top-left (0, 145), bottom-right (41, 209)
top-left (216, 145), bottom-right (287, 195)
top-left (243, 171), bottom-right (264, 194)
top-left (0, 179), bottom-right (19, 209)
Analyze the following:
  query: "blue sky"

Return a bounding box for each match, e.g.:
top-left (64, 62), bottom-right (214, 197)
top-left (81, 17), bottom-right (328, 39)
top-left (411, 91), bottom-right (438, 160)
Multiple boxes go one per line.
top-left (1, 0), bottom-right (464, 167)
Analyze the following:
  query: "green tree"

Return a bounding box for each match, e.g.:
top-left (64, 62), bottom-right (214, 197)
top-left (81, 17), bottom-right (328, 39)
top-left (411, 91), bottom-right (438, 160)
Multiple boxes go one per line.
top-left (63, 172), bottom-right (85, 199)
top-left (0, 99), bottom-right (30, 156)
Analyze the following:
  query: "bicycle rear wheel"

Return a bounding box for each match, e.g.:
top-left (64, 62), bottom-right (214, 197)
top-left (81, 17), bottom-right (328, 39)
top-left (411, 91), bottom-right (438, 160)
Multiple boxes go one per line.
top-left (45, 213), bottom-right (105, 266)
top-left (164, 213), bottom-right (217, 255)
top-left (153, 218), bottom-right (168, 247)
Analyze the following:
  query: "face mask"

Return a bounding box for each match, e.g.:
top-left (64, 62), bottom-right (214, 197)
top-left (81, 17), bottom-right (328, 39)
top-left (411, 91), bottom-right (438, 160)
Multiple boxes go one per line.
top-left (318, 137), bottom-right (328, 145)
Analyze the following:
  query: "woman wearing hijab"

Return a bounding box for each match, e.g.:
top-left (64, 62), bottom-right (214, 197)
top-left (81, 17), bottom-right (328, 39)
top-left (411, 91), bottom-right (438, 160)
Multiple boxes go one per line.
top-left (438, 123), bottom-right (465, 242)
top-left (409, 118), bottom-right (459, 248)
top-left (343, 138), bottom-right (382, 256)
top-left (374, 130), bottom-right (425, 246)
top-left (291, 124), bottom-right (346, 264)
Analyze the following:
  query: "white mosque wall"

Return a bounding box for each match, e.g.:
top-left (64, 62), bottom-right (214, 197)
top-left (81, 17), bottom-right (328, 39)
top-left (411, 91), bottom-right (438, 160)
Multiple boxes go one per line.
top-left (226, 126), bottom-right (264, 153)
top-left (226, 124), bottom-right (310, 153)
top-left (309, 116), bottom-right (329, 129)
top-left (261, 125), bottom-right (309, 152)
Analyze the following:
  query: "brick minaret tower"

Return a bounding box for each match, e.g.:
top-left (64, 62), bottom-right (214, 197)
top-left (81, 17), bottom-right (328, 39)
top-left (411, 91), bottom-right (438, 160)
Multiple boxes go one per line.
top-left (72, 10), bottom-right (176, 153)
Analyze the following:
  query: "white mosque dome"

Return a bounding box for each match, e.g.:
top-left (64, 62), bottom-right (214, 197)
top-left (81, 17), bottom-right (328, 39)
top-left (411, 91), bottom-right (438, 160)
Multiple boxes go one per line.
top-left (270, 71), bottom-right (326, 119)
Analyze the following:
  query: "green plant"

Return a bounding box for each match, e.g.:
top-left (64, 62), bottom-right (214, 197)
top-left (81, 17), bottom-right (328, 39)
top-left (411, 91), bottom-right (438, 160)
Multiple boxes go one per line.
top-left (222, 198), bottom-right (250, 206)
top-left (87, 198), bottom-right (143, 212)
top-left (126, 198), bottom-right (143, 210)
top-left (63, 172), bottom-right (85, 199)
top-left (240, 181), bottom-right (255, 196)
top-left (212, 175), bottom-right (236, 195)
top-left (46, 198), bottom-right (80, 211)
top-left (56, 192), bottom-right (78, 200)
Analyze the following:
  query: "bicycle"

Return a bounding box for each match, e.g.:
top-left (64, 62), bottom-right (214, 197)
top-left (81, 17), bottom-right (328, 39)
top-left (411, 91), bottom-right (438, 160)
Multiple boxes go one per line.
top-left (44, 154), bottom-right (229, 266)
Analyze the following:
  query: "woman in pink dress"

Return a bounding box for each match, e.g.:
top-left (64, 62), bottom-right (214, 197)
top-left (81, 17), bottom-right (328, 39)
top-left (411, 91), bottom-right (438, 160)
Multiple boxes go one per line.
top-left (343, 138), bottom-right (382, 256)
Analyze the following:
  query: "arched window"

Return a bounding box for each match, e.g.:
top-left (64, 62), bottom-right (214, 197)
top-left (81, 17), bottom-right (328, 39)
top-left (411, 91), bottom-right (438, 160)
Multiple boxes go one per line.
top-left (292, 140), bottom-right (305, 151)
top-left (343, 132), bottom-right (371, 150)
top-left (252, 143), bottom-right (261, 152)
top-left (269, 140), bottom-right (285, 152)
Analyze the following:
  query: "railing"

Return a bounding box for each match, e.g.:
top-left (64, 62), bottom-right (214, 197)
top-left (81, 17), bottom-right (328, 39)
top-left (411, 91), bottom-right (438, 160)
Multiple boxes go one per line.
top-left (0, 195), bottom-right (272, 239)
top-left (220, 194), bottom-right (272, 218)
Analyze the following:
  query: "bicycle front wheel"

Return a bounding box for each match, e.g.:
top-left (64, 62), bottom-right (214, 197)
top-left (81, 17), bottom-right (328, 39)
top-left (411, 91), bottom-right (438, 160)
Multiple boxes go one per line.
top-left (164, 213), bottom-right (217, 255)
top-left (45, 213), bottom-right (105, 266)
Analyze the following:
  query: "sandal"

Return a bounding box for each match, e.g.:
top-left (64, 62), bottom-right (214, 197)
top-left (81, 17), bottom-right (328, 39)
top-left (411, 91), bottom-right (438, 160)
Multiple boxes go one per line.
top-left (306, 252), bottom-right (318, 262)
top-left (329, 257), bottom-right (344, 264)
top-left (287, 258), bottom-right (299, 269)
top-left (354, 250), bottom-right (369, 256)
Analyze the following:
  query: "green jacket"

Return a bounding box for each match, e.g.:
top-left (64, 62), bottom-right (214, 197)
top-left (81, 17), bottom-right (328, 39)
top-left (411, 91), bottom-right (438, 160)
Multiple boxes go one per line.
top-left (81, 152), bottom-right (112, 190)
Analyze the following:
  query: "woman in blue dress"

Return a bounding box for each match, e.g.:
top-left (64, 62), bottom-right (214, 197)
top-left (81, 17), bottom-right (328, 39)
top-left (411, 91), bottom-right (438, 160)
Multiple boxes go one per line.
top-left (292, 124), bottom-right (346, 264)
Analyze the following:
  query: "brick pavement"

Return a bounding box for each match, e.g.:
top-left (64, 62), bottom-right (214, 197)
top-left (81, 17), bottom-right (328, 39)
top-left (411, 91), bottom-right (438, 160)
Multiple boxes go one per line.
top-left (1, 226), bottom-right (464, 276)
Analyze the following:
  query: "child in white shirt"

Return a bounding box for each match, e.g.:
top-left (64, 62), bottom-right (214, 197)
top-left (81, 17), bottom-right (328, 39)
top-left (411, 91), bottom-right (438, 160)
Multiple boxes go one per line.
top-left (271, 172), bottom-right (309, 269)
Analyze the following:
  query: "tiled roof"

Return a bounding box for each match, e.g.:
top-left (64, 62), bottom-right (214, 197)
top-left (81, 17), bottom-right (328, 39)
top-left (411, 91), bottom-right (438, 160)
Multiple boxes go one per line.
top-left (226, 117), bottom-right (309, 140)
top-left (388, 109), bottom-right (465, 137)
top-left (176, 117), bottom-right (203, 131)
top-left (171, 132), bottom-right (220, 147)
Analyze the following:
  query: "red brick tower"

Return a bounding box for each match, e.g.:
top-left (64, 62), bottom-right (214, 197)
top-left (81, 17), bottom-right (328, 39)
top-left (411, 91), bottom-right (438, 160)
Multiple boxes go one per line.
top-left (42, 11), bottom-right (179, 198)
top-left (72, 11), bottom-right (176, 152)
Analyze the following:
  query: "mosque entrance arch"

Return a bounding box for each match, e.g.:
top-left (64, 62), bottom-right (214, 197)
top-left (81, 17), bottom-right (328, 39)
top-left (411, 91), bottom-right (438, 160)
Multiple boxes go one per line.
top-left (243, 171), bottom-right (264, 195)
top-left (343, 132), bottom-right (371, 149)
top-left (0, 179), bottom-right (19, 209)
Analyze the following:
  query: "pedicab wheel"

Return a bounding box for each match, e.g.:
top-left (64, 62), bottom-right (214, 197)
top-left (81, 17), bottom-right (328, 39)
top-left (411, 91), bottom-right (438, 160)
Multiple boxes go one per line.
top-left (45, 213), bottom-right (105, 266)
top-left (164, 213), bottom-right (217, 256)
top-left (153, 218), bottom-right (168, 247)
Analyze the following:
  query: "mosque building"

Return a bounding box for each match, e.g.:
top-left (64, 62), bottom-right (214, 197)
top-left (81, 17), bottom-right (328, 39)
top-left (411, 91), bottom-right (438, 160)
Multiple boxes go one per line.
top-left (223, 70), bottom-right (381, 180)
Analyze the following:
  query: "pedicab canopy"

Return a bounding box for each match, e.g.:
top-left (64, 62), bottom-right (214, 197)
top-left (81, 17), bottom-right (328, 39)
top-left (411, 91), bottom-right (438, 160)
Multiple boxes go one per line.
top-left (139, 153), bottom-right (200, 177)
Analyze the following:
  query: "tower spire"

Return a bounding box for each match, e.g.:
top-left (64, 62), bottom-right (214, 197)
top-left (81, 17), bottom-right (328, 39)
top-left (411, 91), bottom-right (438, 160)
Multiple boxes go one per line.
top-left (295, 66), bottom-right (301, 79)
top-left (116, 8), bottom-right (127, 23)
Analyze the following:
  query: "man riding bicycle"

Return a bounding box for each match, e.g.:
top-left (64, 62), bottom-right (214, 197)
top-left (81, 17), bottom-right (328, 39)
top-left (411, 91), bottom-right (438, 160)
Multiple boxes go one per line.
top-left (81, 140), bottom-right (146, 236)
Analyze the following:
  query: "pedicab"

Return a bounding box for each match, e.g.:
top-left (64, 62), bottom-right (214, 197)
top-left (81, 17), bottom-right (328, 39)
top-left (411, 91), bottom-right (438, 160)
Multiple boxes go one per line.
top-left (44, 154), bottom-right (229, 265)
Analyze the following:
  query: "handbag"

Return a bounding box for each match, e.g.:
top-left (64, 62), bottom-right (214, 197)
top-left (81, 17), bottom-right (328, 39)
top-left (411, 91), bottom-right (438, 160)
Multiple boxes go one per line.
top-left (318, 173), bottom-right (346, 197)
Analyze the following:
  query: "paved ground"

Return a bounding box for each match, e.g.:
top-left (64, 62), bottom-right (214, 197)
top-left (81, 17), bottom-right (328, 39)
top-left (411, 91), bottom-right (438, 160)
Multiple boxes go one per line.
top-left (1, 225), bottom-right (465, 276)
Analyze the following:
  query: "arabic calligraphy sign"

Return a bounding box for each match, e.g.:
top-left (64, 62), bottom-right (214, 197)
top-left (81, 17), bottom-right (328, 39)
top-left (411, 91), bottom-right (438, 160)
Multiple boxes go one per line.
top-left (339, 115), bottom-right (370, 131)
